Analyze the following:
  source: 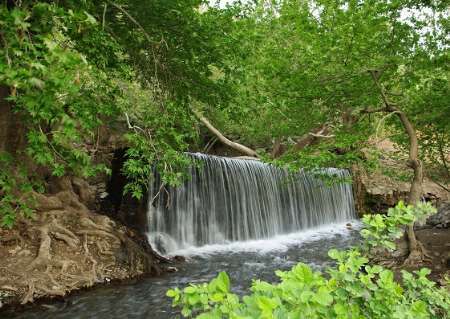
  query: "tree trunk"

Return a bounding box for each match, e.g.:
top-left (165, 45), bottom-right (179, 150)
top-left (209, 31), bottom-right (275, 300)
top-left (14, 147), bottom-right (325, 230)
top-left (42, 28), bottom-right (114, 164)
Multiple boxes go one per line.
top-left (393, 108), bottom-right (424, 263)
top-left (192, 109), bottom-right (258, 158)
top-left (0, 85), bottom-right (27, 154)
top-left (271, 138), bottom-right (284, 158)
top-left (437, 135), bottom-right (450, 179)
top-left (368, 71), bottom-right (425, 264)
top-left (293, 124), bottom-right (331, 151)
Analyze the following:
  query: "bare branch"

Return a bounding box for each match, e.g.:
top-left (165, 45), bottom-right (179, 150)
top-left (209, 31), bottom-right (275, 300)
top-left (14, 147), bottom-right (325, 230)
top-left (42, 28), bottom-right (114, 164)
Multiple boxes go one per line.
top-left (108, 2), bottom-right (156, 45)
top-left (374, 111), bottom-right (401, 141)
top-left (102, 3), bottom-right (107, 30)
top-left (192, 108), bottom-right (258, 158)
top-left (308, 132), bottom-right (335, 138)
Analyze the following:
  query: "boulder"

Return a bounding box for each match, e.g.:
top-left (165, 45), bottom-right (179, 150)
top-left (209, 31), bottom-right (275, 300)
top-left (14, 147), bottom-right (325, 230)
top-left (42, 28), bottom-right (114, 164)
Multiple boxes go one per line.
top-left (427, 201), bottom-right (450, 229)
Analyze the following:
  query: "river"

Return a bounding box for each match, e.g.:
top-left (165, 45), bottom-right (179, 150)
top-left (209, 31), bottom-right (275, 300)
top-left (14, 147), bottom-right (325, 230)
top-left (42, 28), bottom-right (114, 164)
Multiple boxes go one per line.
top-left (4, 221), bottom-right (359, 319)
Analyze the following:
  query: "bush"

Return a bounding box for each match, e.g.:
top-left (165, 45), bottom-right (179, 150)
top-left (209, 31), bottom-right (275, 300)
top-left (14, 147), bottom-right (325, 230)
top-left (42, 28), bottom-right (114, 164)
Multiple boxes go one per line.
top-left (167, 202), bottom-right (449, 318)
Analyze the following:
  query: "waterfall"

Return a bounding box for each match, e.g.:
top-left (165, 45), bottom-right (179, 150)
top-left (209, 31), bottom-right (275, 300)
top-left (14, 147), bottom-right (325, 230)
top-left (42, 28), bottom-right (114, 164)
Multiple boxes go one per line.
top-left (147, 153), bottom-right (355, 253)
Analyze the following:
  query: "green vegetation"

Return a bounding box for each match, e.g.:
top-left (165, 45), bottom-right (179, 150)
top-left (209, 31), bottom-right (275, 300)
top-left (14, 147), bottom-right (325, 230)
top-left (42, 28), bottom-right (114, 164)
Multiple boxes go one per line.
top-left (167, 202), bottom-right (449, 318)
top-left (360, 201), bottom-right (436, 251)
top-left (1, 0), bottom-right (449, 315)
top-left (1, 1), bottom-right (448, 226)
top-left (0, 0), bottom-right (237, 226)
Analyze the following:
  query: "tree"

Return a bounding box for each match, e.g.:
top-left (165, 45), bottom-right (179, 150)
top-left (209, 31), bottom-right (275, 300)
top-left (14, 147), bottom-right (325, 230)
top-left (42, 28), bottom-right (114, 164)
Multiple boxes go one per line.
top-left (0, 0), bottom-right (238, 225)
top-left (206, 0), bottom-right (449, 261)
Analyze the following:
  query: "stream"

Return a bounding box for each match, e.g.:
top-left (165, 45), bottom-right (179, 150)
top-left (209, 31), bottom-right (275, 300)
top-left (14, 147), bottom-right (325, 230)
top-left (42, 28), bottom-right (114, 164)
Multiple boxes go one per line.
top-left (4, 221), bottom-right (360, 319)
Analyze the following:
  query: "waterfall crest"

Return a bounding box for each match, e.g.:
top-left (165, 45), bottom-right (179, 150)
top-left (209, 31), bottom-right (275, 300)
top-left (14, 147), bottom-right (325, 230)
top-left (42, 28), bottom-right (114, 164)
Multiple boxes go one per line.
top-left (147, 153), bottom-right (355, 253)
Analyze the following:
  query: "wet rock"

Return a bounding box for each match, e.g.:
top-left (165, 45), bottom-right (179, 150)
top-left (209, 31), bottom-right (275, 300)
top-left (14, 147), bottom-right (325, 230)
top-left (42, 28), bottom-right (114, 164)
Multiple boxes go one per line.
top-left (426, 201), bottom-right (450, 229)
top-left (173, 255), bottom-right (186, 262)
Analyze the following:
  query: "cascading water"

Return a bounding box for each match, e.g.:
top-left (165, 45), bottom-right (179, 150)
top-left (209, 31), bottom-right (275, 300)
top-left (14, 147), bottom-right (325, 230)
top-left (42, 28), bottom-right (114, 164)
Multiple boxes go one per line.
top-left (147, 153), bottom-right (355, 253)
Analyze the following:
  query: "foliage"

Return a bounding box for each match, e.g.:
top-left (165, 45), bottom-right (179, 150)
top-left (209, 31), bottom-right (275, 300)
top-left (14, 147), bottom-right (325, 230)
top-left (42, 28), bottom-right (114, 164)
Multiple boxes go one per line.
top-left (0, 3), bottom-right (121, 177)
top-left (168, 253), bottom-right (449, 318)
top-left (1, 0), bottom-right (448, 230)
top-left (0, 1), bottom-right (237, 224)
top-left (360, 201), bottom-right (436, 251)
top-left (206, 0), bottom-right (449, 178)
top-left (167, 202), bottom-right (449, 318)
top-left (0, 2), bottom-right (125, 224)
top-left (0, 152), bottom-right (40, 228)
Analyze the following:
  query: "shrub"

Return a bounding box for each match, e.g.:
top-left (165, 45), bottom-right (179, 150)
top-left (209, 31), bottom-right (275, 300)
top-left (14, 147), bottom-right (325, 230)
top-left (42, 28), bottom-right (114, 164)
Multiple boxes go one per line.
top-left (167, 202), bottom-right (449, 318)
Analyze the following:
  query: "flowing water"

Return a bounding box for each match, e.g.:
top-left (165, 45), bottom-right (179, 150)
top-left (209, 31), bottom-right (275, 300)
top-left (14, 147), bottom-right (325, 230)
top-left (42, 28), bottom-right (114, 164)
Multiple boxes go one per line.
top-left (3, 154), bottom-right (359, 318)
top-left (148, 153), bottom-right (355, 253)
top-left (4, 223), bottom-right (360, 319)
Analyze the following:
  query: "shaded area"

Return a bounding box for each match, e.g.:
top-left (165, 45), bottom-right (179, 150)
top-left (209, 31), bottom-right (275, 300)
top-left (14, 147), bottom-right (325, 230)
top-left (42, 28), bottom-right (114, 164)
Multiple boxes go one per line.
top-left (2, 224), bottom-right (360, 319)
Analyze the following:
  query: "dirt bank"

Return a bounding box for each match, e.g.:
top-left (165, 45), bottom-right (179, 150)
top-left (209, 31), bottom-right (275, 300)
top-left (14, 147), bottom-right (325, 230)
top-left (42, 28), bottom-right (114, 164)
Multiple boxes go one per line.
top-left (0, 177), bottom-right (167, 309)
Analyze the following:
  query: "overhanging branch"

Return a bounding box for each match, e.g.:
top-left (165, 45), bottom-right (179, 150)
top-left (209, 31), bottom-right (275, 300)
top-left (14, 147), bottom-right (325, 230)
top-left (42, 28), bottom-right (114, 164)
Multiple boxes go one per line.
top-left (192, 109), bottom-right (258, 158)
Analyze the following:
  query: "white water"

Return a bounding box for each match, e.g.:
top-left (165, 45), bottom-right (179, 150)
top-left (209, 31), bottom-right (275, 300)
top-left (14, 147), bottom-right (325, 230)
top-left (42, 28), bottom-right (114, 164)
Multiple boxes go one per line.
top-left (147, 153), bottom-right (356, 253)
top-left (171, 221), bottom-right (360, 257)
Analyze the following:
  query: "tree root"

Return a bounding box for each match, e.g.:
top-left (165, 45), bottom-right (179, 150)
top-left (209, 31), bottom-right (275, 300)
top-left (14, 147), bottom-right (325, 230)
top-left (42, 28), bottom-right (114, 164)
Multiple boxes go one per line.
top-left (10, 207), bottom-right (163, 304)
top-left (27, 226), bottom-right (52, 271)
top-left (403, 241), bottom-right (432, 266)
top-left (27, 220), bottom-right (79, 271)
top-left (50, 219), bottom-right (79, 248)
top-left (0, 230), bottom-right (24, 246)
top-left (77, 229), bottom-right (120, 242)
top-left (21, 281), bottom-right (35, 304)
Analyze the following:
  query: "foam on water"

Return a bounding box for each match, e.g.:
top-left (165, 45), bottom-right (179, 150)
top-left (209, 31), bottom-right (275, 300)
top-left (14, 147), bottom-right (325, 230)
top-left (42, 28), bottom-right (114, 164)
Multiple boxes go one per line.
top-left (169, 221), bottom-right (360, 257)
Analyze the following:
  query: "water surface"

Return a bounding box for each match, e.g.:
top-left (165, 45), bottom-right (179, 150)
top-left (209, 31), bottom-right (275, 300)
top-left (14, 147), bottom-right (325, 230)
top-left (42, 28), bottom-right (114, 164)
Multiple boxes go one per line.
top-left (5, 222), bottom-right (359, 319)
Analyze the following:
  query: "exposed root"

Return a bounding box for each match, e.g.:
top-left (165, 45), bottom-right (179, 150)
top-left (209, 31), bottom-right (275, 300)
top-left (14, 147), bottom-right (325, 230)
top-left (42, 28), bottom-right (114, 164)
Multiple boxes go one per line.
top-left (403, 241), bottom-right (432, 266)
top-left (3, 193), bottom-right (164, 306)
top-left (27, 226), bottom-right (52, 271)
top-left (21, 281), bottom-right (36, 304)
top-left (50, 219), bottom-right (79, 247)
top-left (52, 231), bottom-right (78, 248)
top-left (96, 241), bottom-right (114, 255)
top-left (38, 286), bottom-right (66, 297)
top-left (77, 229), bottom-right (120, 242)
top-left (82, 234), bottom-right (98, 284)
top-left (0, 230), bottom-right (24, 246)
top-left (80, 217), bottom-right (111, 232)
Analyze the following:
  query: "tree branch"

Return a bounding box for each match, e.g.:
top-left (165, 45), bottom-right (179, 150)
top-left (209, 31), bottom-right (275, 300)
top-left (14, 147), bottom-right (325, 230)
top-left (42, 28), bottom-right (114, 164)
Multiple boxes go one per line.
top-left (192, 109), bottom-right (258, 158)
top-left (108, 2), bottom-right (156, 45)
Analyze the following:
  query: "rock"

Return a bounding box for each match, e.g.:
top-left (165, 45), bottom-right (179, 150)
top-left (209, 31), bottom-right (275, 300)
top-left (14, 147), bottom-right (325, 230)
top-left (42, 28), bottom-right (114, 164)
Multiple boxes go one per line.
top-left (173, 255), bottom-right (186, 262)
top-left (426, 201), bottom-right (450, 229)
top-left (352, 144), bottom-right (449, 215)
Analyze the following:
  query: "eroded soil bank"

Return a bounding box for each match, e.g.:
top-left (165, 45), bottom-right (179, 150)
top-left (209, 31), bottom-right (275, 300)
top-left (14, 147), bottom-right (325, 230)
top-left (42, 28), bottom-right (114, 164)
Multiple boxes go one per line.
top-left (0, 176), bottom-right (167, 309)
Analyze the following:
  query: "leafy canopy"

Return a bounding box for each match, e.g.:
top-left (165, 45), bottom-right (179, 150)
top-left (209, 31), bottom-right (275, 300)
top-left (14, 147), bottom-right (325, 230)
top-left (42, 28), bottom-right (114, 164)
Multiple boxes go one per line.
top-left (0, 0), bottom-right (237, 225)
